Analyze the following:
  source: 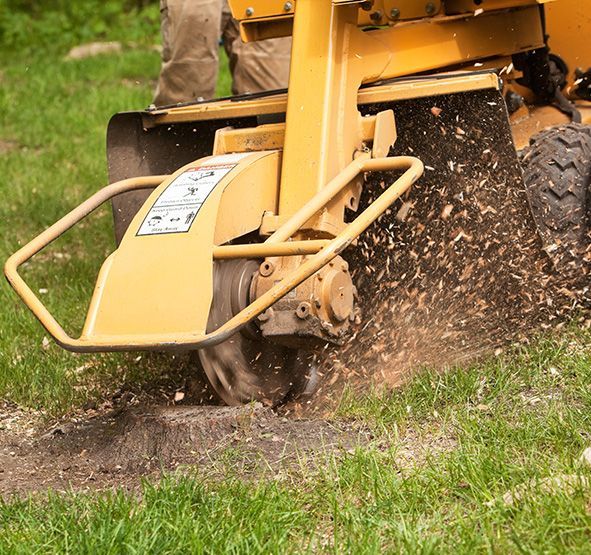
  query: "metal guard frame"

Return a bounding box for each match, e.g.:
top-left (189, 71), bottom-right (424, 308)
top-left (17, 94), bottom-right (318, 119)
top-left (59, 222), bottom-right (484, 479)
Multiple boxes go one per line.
top-left (4, 155), bottom-right (423, 352)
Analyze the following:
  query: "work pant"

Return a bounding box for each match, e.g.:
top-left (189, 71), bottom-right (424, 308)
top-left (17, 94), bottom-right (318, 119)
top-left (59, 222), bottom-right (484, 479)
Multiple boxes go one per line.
top-left (154, 0), bottom-right (292, 105)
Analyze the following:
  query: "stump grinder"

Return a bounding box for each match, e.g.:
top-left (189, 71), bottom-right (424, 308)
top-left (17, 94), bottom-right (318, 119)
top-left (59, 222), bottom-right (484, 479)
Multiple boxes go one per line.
top-left (6, 0), bottom-right (591, 405)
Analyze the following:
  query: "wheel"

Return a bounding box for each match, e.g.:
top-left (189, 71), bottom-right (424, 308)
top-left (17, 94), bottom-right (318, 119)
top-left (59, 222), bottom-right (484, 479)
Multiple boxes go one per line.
top-left (110, 193), bottom-right (319, 405)
top-left (521, 123), bottom-right (591, 276)
top-left (196, 259), bottom-right (318, 406)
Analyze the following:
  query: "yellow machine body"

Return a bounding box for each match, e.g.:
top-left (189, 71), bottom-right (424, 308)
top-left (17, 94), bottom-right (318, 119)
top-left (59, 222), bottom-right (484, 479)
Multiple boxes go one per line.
top-left (84, 152), bottom-right (279, 346)
top-left (5, 0), bottom-right (591, 402)
top-left (546, 0), bottom-right (591, 85)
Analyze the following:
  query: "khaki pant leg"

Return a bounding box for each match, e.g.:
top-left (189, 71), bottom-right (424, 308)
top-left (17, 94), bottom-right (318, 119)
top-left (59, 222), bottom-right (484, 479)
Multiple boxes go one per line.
top-left (154, 0), bottom-right (223, 105)
top-left (221, 2), bottom-right (291, 95)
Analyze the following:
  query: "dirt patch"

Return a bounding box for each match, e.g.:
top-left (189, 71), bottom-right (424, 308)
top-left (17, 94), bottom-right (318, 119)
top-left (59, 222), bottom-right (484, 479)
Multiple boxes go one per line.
top-left (392, 425), bottom-right (458, 469)
top-left (65, 42), bottom-right (122, 60)
top-left (0, 404), bottom-right (373, 497)
top-left (0, 400), bottom-right (463, 497)
top-left (0, 139), bottom-right (19, 154)
top-left (0, 402), bottom-right (44, 438)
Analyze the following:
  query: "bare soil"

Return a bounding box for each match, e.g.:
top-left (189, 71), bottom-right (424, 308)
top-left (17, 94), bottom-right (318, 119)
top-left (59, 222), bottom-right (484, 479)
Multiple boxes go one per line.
top-left (0, 402), bottom-right (372, 497)
top-left (0, 139), bottom-right (19, 154)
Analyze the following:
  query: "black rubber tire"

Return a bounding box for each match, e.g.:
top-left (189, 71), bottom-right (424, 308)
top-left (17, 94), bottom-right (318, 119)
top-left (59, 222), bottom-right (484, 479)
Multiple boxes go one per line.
top-left (521, 123), bottom-right (591, 277)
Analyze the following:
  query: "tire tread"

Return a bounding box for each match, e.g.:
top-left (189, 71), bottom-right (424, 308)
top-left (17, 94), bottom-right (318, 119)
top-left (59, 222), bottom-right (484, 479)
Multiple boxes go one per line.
top-left (522, 123), bottom-right (591, 274)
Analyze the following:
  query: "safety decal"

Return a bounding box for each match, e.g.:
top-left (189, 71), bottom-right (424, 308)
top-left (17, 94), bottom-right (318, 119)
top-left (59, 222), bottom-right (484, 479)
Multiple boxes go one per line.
top-left (137, 163), bottom-right (238, 236)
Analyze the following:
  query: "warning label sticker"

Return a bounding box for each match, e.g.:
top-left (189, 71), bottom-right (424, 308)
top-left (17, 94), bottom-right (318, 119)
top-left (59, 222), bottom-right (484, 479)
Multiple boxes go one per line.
top-left (136, 164), bottom-right (236, 236)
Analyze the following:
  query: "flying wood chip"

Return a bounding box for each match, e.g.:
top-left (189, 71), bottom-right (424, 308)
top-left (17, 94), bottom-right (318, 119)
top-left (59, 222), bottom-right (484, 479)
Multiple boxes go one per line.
top-left (304, 89), bottom-right (589, 414)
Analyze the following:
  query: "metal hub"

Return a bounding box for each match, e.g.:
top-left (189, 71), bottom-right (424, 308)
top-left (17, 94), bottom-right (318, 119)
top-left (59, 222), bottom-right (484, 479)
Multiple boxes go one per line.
top-left (197, 259), bottom-right (317, 406)
top-left (254, 255), bottom-right (356, 347)
top-left (318, 260), bottom-right (355, 324)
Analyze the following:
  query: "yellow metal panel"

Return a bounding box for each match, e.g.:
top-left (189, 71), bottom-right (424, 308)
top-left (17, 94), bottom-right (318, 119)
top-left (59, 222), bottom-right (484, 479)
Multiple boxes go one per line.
top-left (364, 6), bottom-right (544, 82)
top-left (279, 0), bottom-right (365, 216)
top-left (148, 72), bottom-right (498, 126)
top-left (546, 0), bottom-right (591, 84)
top-left (82, 151), bottom-right (279, 343)
top-left (214, 152), bottom-right (281, 244)
top-left (364, 72), bottom-right (500, 102)
top-left (355, 0), bottom-right (442, 25)
top-left (230, 0), bottom-right (547, 39)
top-left (211, 115), bottom-right (399, 155)
top-left (147, 94), bottom-right (289, 125)
top-left (381, 0), bottom-right (442, 21)
top-left (240, 16), bottom-right (293, 42)
top-left (231, 0), bottom-right (444, 22)
top-left (213, 123), bottom-right (286, 154)
top-left (231, 0), bottom-right (444, 27)
top-left (230, 0), bottom-right (293, 19)
top-left (445, 0), bottom-right (551, 14)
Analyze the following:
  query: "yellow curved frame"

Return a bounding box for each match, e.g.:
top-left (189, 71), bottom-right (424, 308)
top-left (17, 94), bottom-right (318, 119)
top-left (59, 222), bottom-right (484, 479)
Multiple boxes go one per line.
top-left (4, 155), bottom-right (423, 352)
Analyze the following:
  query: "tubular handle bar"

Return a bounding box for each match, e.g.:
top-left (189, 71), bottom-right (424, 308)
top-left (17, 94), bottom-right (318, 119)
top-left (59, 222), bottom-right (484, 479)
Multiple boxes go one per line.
top-left (4, 155), bottom-right (423, 352)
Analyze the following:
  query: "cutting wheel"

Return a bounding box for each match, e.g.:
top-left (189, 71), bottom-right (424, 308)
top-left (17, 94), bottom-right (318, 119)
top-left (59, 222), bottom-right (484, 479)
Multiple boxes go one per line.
top-left (197, 259), bottom-right (317, 406)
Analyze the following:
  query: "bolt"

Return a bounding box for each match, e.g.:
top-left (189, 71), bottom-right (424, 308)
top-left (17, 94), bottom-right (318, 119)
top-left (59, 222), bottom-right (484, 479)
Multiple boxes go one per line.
top-left (360, 1), bottom-right (373, 10)
top-left (259, 261), bottom-right (274, 277)
top-left (390, 8), bottom-right (400, 19)
top-left (258, 309), bottom-right (271, 322)
top-left (283, 1), bottom-right (293, 11)
top-left (369, 10), bottom-right (382, 22)
top-left (425, 2), bottom-right (437, 15)
top-left (245, 6), bottom-right (254, 16)
top-left (296, 302), bottom-right (311, 320)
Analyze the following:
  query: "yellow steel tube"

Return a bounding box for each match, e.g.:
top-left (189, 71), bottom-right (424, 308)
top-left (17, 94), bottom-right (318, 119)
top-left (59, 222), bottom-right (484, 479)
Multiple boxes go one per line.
top-left (4, 157), bottom-right (422, 352)
top-left (195, 155), bottom-right (423, 348)
top-left (213, 239), bottom-right (330, 259)
top-left (267, 152), bottom-right (371, 244)
top-left (4, 176), bottom-right (167, 349)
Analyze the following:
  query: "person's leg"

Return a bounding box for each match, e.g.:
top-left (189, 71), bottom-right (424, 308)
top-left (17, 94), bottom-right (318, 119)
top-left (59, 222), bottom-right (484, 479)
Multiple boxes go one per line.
top-left (222, 1), bottom-right (291, 95)
top-left (235, 32), bottom-right (292, 94)
top-left (154, 0), bottom-right (222, 105)
top-left (221, 0), bottom-right (238, 82)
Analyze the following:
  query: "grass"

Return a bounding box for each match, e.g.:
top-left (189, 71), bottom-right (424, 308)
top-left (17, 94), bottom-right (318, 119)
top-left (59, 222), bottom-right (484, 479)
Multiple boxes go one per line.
top-left (0, 44), bottom-right (231, 415)
top-left (2, 12), bottom-right (591, 554)
top-left (0, 48), bottom-right (155, 413)
top-left (2, 329), bottom-right (591, 552)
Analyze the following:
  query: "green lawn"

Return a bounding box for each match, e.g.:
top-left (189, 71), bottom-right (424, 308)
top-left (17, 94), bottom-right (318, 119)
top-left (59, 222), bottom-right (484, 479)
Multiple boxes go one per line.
top-left (1, 15), bottom-right (591, 554)
top-left (0, 45), bottom-right (231, 415)
top-left (0, 48), bottom-right (154, 413)
top-left (2, 330), bottom-right (591, 552)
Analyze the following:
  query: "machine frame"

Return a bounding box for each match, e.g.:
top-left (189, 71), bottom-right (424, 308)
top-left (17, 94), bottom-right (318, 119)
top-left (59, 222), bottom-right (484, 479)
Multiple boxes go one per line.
top-left (4, 1), bottom-right (590, 402)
